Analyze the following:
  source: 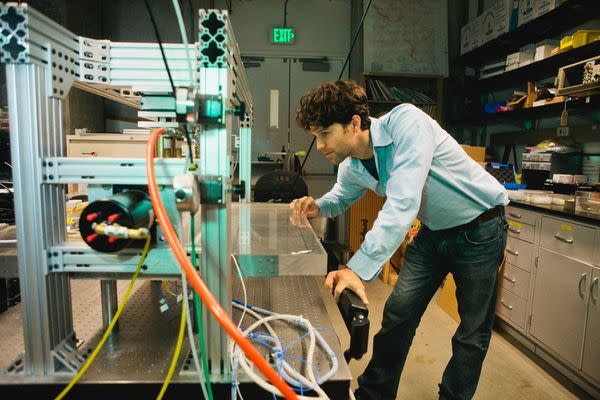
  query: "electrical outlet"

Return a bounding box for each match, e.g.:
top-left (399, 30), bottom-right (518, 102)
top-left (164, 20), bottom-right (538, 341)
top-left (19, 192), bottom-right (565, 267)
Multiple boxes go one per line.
top-left (557, 126), bottom-right (570, 137)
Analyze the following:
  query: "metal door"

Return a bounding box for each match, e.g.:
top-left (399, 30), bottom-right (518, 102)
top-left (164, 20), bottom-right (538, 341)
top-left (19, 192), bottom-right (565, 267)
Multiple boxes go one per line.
top-left (530, 248), bottom-right (591, 368)
top-left (583, 267), bottom-right (600, 382)
top-left (243, 57), bottom-right (290, 162)
top-left (290, 58), bottom-right (345, 174)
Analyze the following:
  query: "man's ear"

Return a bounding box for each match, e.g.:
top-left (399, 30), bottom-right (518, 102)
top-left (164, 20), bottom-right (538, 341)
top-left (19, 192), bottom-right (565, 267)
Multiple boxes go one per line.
top-left (351, 115), bottom-right (362, 133)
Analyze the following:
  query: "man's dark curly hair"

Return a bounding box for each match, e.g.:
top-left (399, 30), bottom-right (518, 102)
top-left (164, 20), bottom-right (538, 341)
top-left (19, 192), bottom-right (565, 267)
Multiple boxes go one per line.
top-left (296, 80), bottom-right (371, 131)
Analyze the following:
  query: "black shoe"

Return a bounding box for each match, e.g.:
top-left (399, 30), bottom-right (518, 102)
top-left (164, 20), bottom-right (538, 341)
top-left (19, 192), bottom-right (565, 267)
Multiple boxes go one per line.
top-left (354, 387), bottom-right (375, 400)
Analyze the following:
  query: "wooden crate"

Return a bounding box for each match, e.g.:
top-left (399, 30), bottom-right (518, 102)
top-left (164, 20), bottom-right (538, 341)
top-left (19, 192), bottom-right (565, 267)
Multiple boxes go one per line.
top-left (557, 54), bottom-right (600, 97)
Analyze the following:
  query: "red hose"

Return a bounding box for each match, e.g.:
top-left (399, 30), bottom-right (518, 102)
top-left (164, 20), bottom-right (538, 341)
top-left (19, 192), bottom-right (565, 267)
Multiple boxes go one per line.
top-left (146, 128), bottom-right (298, 400)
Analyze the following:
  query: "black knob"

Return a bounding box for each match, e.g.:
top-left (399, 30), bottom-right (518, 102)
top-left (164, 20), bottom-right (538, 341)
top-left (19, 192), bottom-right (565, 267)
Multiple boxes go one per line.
top-left (233, 181), bottom-right (246, 199)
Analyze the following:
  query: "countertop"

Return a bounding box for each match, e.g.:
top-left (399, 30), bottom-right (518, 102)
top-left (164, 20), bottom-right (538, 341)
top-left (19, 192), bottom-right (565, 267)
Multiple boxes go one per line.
top-left (507, 200), bottom-right (600, 225)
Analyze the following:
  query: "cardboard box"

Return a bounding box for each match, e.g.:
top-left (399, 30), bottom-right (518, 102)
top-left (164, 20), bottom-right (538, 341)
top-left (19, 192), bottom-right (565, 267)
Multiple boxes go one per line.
top-left (494, 0), bottom-right (518, 37)
top-left (460, 145), bottom-right (486, 162)
top-left (534, 44), bottom-right (558, 61)
top-left (505, 44), bottom-right (535, 70)
top-left (480, 8), bottom-right (497, 44)
top-left (536, 0), bottom-right (560, 17)
top-left (517, 0), bottom-right (537, 26)
top-left (437, 274), bottom-right (460, 323)
top-left (460, 19), bottom-right (481, 55)
top-left (506, 51), bottom-right (531, 70)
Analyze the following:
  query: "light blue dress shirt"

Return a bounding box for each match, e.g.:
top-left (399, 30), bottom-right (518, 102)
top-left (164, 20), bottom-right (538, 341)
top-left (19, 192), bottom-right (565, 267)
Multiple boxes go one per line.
top-left (315, 104), bottom-right (509, 281)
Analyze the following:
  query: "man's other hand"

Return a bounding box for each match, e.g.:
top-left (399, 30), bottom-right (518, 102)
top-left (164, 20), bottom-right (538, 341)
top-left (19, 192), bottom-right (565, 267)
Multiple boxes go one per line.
top-left (290, 196), bottom-right (320, 219)
top-left (325, 267), bottom-right (369, 305)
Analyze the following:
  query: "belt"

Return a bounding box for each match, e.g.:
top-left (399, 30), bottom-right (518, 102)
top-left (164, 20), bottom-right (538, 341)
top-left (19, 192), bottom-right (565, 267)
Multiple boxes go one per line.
top-left (433, 205), bottom-right (504, 232)
top-left (458, 205), bottom-right (505, 230)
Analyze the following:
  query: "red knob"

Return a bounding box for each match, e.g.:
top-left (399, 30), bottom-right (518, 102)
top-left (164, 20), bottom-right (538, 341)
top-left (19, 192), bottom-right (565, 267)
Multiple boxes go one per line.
top-left (85, 212), bottom-right (99, 222)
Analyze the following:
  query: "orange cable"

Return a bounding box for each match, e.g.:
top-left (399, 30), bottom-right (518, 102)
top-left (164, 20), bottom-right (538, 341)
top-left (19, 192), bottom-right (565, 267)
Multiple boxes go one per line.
top-left (146, 128), bottom-right (298, 400)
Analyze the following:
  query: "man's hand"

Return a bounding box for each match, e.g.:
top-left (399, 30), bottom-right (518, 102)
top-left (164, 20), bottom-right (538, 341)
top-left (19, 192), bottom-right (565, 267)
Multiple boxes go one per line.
top-left (325, 267), bottom-right (369, 305)
top-left (290, 196), bottom-right (320, 219)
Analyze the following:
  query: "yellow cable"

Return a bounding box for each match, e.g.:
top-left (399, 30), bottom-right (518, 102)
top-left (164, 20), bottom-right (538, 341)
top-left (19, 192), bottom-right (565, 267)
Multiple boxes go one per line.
top-left (54, 236), bottom-right (152, 400)
top-left (156, 292), bottom-right (187, 400)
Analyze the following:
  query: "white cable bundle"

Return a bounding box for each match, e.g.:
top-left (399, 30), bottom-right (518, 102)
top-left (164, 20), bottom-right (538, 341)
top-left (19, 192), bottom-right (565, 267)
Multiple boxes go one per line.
top-left (229, 297), bottom-right (339, 399)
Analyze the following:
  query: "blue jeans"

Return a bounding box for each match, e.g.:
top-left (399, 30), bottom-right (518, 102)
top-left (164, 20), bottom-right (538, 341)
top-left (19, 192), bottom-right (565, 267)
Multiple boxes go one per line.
top-left (356, 214), bottom-right (508, 400)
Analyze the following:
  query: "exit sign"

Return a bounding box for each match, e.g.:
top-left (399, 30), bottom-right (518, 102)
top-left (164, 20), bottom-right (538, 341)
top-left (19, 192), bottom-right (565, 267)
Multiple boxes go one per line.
top-left (271, 27), bottom-right (296, 45)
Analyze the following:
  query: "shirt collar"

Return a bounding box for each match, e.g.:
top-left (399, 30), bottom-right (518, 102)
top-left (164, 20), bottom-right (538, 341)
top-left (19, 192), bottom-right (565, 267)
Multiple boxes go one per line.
top-left (368, 116), bottom-right (393, 148)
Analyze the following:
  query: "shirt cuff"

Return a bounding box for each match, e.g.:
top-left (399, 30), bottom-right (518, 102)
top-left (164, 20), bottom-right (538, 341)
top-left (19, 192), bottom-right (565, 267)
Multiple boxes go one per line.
top-left (346, 249), bottom-right (383, 282)
top-left (315, 198), bottom-right (330, 218)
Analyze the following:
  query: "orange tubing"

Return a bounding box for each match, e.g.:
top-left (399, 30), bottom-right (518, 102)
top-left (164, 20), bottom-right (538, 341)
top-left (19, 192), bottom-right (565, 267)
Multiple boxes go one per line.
top-left (146, 128), bottom-right (298, 400)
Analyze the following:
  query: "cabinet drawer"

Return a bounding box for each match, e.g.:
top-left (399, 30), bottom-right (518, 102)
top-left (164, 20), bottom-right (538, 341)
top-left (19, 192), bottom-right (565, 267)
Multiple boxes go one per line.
top-left (507, 220), bottom-right (535, 243)
top-left (497, 286), bottom-right (527, 330)
top-left (506, 206), bottom-right (538, 226)
top-left (505, 236), bottom-right (534, 272)
top-left (500, 262), bottom-right (531, 301)
top-left (540, 217), bottom-right (595, 263)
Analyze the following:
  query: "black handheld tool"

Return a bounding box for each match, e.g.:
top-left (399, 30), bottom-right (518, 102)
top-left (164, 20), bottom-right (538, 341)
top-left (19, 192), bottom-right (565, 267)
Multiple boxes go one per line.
top-left (337, 288), bottom-right (370, 362)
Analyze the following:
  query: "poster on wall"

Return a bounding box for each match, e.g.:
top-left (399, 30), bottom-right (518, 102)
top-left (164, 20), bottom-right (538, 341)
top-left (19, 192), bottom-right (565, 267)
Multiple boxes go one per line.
top-left (363, 0), bottom-right (449, 76)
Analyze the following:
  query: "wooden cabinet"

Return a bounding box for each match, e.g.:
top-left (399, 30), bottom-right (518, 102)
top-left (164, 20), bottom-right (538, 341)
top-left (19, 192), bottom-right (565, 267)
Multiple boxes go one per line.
top-left (530, 248), bottom-right (591, 368)
top-left (582, 267), bottom-right (600, 383)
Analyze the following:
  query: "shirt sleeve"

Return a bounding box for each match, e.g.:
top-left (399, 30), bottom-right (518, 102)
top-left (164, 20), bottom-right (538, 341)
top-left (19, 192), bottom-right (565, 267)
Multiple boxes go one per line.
top-left (347, 106), bottom-right (436, 281)
top-left (315, 163), bottom-right (367, 218)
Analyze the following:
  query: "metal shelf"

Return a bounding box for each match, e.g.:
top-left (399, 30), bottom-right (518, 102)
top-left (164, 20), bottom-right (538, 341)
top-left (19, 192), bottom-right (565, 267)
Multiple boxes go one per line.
top-left (455, 94), bottom-right (599, 125)
top-left (461, 0), bottom-right (600, 66)
top-left (474, 40), bottom-right (600, 92)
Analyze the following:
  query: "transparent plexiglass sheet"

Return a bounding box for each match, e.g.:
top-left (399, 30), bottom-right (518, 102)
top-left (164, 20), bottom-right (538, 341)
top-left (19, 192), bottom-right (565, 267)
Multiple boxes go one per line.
top-left (231, 203), bottom-right (327, 276)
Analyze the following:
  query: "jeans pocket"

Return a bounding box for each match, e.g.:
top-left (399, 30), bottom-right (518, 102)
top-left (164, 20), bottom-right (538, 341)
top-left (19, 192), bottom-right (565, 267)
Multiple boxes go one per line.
top-left (464, 218), bottom-right (502, 245)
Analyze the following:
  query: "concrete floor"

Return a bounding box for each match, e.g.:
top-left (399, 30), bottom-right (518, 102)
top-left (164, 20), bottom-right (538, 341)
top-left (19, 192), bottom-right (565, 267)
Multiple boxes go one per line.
top-left (318, 276), bottom-right (589, 400)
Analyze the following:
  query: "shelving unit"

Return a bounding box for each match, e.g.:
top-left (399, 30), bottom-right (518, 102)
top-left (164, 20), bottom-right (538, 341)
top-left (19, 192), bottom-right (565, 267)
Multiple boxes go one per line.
top-left (456, 94), bottom-right (600, 125)
top-left (476, 40), bottom-right (600, 92)
top-left (461, 0), bottom-right (600, 66)
top-left (363, 73), bottom-right (444, 123)
top-left (456, 0), bottom-right (600, 144)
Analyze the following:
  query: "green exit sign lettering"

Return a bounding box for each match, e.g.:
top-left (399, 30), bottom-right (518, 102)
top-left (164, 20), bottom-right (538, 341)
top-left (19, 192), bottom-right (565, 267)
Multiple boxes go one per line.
top-left (271, 27), bottom-right (296, 45)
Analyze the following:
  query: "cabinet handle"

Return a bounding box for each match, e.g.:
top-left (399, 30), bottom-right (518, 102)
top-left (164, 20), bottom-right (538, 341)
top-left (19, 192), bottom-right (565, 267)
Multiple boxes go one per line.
top-left (592, 277), bottom-right (599, 304)
top-left (509, 212), bottom-right (522, 219)
top-left (579, 273), bottom-right (588, 298)
top-left (503, 274), bottom-right (516, 283)
top-left (506, 248), bottom-right (519, 256)
top-left (500, 300), bottom-right (513, 310)
top-left (508, 227), bottom-right (521, 234)
top-left (554, 234), bottom-right (573, 244)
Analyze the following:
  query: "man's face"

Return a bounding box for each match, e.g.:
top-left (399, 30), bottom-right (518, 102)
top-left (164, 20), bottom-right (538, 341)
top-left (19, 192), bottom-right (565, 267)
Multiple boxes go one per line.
top-left (309, 122), bottom-right (354, 165)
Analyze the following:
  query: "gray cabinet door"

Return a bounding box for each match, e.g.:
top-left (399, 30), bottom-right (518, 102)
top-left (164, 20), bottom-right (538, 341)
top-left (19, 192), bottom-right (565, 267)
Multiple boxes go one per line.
top-left (530, 248), bottom-right (592, 368)
top-left (583, 268), bottom-right (600, 382)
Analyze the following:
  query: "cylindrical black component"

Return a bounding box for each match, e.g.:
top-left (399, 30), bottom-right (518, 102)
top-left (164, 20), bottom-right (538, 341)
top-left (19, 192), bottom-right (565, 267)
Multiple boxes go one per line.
top-left (80, 190), bottom-right (154, 253)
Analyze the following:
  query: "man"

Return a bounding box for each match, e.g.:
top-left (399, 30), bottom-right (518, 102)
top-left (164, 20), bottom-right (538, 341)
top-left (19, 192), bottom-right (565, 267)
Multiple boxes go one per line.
top-left (290, 80), bottom-right (508, 400)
